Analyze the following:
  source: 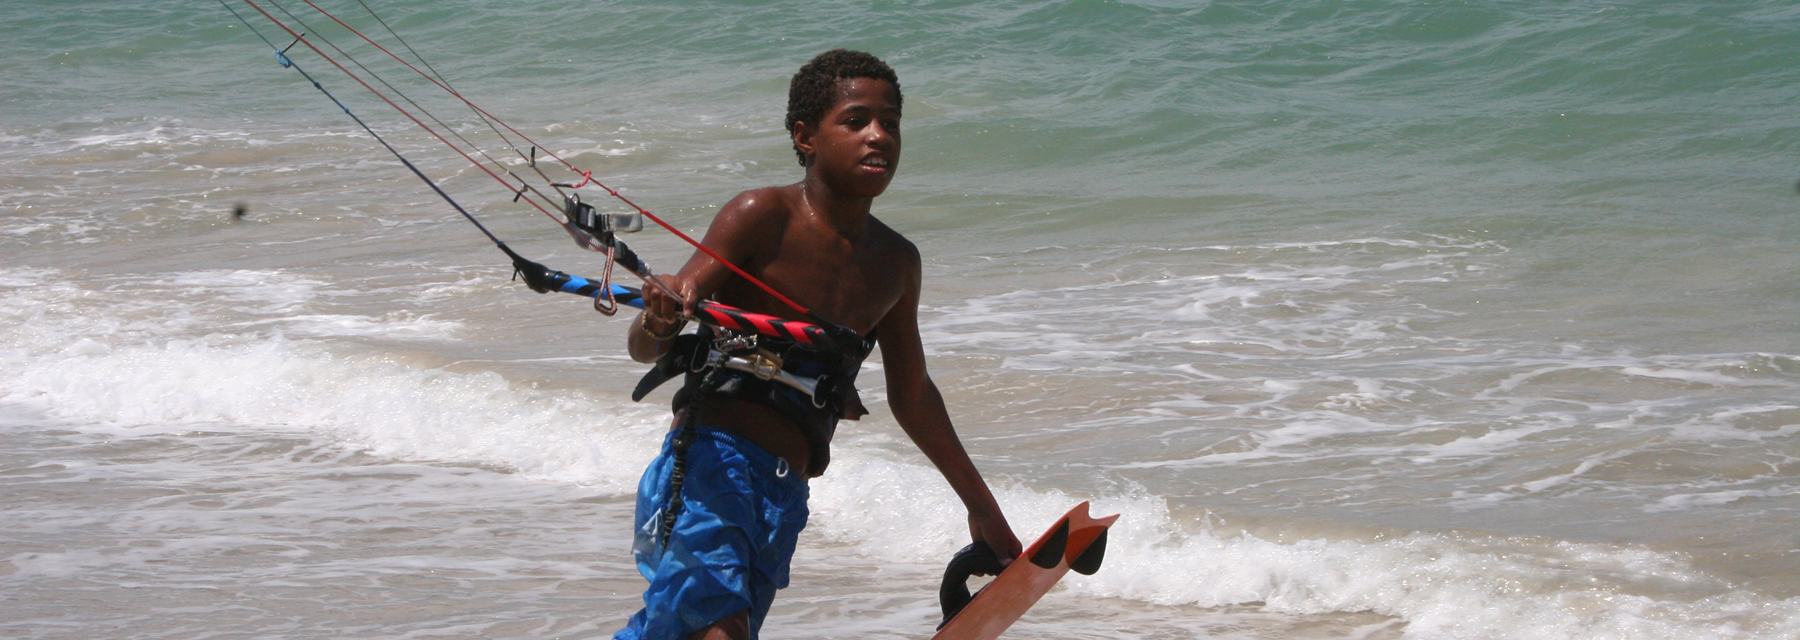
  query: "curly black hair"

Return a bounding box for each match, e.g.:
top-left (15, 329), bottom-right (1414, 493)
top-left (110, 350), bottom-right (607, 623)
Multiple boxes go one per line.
top-left (785, 49), bottom-right (902, 166)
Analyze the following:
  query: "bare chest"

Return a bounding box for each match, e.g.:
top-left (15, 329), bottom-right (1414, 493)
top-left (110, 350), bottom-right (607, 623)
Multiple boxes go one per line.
top-left (728, 226), bottom-right (907, 334)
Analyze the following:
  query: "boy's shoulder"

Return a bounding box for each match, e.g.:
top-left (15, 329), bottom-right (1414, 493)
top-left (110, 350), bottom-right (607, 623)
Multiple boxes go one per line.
top-left (715, 185), bottom-right (797, 228)
top-left (702, 186), bottom-right (798, 254)
top-left (714, 185), bottom-right (917, 259)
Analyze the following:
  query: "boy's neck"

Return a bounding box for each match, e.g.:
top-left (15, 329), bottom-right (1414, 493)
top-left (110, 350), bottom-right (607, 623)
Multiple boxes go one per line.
top-left (799, 176), bottom-right (873, 238)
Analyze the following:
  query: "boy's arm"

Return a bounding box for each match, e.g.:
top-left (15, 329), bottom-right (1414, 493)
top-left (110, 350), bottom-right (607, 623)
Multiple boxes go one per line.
top-left (628, 189), bottom-right (781, 362)
top-left (878, 248), bottom-right (1022, 560)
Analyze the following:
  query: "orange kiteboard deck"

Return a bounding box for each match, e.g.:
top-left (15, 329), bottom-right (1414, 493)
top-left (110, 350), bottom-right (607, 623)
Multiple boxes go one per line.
top-left (933, 501), bottom-right (1118, 640)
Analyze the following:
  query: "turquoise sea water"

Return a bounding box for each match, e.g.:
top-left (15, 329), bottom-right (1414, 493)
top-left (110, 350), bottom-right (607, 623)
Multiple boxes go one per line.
top-left (3, 2), bottom-right (1798, 638)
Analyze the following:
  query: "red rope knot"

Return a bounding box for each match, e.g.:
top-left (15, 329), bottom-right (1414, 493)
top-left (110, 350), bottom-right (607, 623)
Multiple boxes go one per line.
top-left (572, 170), bottom-right (593, 189)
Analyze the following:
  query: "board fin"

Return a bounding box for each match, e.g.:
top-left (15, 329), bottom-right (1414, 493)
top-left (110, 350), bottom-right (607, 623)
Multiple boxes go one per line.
top-left (1070, 528), bottom-right (1107, 575)
top-left (1029, 519), bottom-right (1069, 569)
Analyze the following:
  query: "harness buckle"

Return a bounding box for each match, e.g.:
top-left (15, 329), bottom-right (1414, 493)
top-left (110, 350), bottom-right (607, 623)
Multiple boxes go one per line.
top-left (746, 349), bottom-right (784, 381)
top-left (715, 331), bottom-right (758, 353)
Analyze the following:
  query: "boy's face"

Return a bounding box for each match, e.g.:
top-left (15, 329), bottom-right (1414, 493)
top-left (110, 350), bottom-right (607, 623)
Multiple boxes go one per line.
top-left (797, 77), bottom-right (902, 198)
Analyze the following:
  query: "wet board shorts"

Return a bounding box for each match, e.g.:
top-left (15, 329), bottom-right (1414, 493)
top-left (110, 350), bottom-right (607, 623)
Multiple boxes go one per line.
top-left (614, 426), bottom-right (810, 640)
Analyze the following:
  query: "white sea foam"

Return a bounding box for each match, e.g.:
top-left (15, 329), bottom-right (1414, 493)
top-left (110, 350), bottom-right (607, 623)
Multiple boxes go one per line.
top-left (1072, 513), bottom-right (1800, 639)
top-left (0, 269), bottom-right (650, 488)
top-left (1619, 366), bottom-right (1758, 387)
top-left (923, 237), bottom-right (1470, 368)
top-left (1645, 488), bottom-right (1794, 513)
top-left (815, 454), bottom-right (1800, 639)
top-left (558, 141), bottom-right (646, 160)
top-left (68, 127), bottom-right (174, 149)
top-left (157, 269), bottom-right (328, 314)
top-left (0, 336), bottom-right (660, 492)
top-left (5, 264), bottom-right (1797, 639)
top-left (238, 313), bottom-right (463, 341)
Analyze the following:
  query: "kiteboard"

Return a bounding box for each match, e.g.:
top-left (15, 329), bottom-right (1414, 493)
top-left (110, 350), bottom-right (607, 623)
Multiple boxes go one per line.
top-left (934, 501), bottom-right (1118, 639)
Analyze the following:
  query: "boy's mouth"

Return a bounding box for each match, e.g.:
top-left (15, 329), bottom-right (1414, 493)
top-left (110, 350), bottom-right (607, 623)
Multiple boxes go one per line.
top-left (858, 156), bottom-right (892, 175)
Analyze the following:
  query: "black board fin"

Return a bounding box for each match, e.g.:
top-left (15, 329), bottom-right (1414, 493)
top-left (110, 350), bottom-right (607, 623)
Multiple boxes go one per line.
top-left (1029, 519), bottom-right (1070, 569)
top-left (1070, 528), bottom-right (1107, 575)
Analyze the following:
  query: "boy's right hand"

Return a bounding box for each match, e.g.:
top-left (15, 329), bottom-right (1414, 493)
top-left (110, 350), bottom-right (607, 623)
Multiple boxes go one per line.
top-left (640, 273), bottom-right (697, 336)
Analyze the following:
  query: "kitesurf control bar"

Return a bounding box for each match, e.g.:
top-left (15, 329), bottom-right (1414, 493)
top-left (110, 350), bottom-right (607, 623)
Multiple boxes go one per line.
top-left (508, 251), bottom-right (834, 347)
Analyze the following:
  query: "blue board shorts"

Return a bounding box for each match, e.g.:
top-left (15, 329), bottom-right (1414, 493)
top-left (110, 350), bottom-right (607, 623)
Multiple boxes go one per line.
top-left (614, 426), bottom-right (810, 640)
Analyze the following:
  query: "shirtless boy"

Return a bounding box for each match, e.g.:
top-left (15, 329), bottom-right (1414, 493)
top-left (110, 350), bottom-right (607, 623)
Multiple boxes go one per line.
top-left (615, 49), bottom-right (1022, 639)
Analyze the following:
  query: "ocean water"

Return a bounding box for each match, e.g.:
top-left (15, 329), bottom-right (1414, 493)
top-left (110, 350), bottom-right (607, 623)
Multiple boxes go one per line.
top-left (3, 1), bottom-right (1798, 638)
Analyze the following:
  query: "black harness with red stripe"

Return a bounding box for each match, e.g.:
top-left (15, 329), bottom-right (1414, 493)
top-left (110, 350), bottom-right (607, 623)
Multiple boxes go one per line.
top-left (631, 324), bottom-right (876, 477)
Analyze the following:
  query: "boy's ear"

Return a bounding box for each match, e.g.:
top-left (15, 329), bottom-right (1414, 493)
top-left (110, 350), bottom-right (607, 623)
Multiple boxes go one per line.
top-left (792, 121), bottom-right (816, 164)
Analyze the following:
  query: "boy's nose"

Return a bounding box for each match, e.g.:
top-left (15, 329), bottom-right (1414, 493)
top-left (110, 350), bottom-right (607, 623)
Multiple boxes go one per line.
top-left (866, 123), bottom-right (894, 146)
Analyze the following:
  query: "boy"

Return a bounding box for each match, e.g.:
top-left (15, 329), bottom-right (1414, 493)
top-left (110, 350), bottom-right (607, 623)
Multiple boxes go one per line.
top-left (617, 50), bottom-right (1022, 639)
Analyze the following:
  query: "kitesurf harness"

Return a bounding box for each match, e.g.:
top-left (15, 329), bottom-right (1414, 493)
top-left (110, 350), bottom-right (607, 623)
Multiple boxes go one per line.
top-left (643, 325), bottom-right (873, 544)
top-left (631, 324), bottom-right (877, 477)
